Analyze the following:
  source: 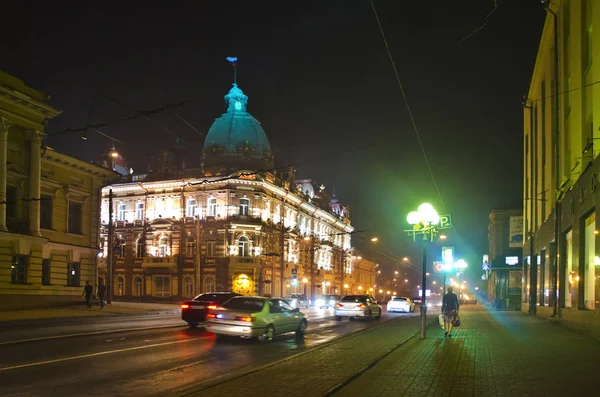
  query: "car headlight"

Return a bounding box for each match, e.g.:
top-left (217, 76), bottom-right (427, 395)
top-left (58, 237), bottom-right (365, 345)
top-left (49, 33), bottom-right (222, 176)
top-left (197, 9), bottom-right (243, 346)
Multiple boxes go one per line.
top-left (329, 300), bottom-right (335, 305)
top-left (316, 299), bottom-right (325, 306)
top-left (292, 299), bottom-right (298, 306)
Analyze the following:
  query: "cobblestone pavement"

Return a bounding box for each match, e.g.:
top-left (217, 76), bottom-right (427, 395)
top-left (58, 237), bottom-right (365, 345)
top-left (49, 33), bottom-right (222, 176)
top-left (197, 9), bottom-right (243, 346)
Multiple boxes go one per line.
top-left (335, 306), bottom-right (600, 397)
top-left (184, 314), bottom-right (434, 397)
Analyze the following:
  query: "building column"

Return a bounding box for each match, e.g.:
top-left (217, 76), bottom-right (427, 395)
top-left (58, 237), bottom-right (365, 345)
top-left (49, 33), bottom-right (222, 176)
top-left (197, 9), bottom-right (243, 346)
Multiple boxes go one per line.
top-left (0, 119), bottom-right (10, 231)
top-left (28, 131), bottom-right (44, 236)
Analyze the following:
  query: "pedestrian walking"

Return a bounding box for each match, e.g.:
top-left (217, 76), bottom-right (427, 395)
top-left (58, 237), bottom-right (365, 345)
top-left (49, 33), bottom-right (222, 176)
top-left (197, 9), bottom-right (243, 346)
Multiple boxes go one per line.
top-left (97, 279), bottom-right (106, 309)
top-left (442, 286), bottom-right (459, 337)
top-left (82, 280), bottom-right (93, 308)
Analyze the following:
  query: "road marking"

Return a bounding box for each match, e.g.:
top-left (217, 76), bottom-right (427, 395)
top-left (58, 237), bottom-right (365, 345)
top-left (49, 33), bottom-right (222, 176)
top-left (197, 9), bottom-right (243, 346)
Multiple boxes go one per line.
top-left (0, 324), bottom-right (184, 346)
top-left (0, 336), bottom-right (211, 372)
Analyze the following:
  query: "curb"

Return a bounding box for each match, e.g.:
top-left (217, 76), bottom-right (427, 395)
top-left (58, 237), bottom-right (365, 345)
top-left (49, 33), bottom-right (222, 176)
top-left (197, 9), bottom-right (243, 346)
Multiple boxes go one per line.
top-left (180, 314), bottom-right (420, 396)
top-left (0, 309), bottom-right (181, 329)
top-left (323, 316), bottom-right (438, 396)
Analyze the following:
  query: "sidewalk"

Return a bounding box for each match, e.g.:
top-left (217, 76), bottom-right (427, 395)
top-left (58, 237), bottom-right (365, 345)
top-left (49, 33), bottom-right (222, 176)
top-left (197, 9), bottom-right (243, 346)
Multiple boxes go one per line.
top-left (335, 306), bottom-right (600, 396)
top-left (0, 301), bottom-right (181, 326)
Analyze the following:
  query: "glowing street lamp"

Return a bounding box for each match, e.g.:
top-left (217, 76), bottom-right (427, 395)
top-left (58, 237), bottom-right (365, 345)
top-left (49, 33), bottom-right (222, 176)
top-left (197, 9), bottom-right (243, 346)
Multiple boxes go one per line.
top-left (371, 237), bottom-right (379, 242)
top-left (406, 202), bottom-right (441, 340)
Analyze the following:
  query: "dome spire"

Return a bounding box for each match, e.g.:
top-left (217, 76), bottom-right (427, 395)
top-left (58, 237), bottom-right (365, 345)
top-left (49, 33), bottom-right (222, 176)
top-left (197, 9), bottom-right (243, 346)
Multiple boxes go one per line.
top-left (225, 83), bottom-right (248, 113)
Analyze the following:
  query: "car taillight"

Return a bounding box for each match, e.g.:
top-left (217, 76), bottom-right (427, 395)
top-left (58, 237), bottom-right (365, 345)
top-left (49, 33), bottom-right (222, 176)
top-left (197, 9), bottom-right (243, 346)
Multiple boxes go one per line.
top-left (358, 304), bottom-right (366, 309)
top-left (336, 303), bottom-right (343, 307)
top-left (181, 304), bottom-right (190, 309)
top-left (235, 316), bottom-right (255, 322)
top-left (206, 313), bottom-right (216, 319)
top-left (207, 305), bottom-right (218, 310)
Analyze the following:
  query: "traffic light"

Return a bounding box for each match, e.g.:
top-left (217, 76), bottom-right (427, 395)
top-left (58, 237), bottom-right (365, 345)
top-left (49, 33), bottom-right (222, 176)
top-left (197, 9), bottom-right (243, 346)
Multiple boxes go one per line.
top-left (291, 276), bottom-right (298, 286)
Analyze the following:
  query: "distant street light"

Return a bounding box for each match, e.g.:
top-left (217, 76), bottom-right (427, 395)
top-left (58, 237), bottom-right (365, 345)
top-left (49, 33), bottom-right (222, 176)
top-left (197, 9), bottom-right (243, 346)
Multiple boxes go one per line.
top-left (371, 237), bottom-right (379, 242)
top-left (403, 257), bottom-right (409, 262)
top-left (440, 234), bottom-right (447, 240)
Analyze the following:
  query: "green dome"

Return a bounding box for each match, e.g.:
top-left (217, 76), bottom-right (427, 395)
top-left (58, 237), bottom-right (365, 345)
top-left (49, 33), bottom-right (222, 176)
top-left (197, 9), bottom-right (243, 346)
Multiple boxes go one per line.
top-left (202, 84), bottom-right (273, 174)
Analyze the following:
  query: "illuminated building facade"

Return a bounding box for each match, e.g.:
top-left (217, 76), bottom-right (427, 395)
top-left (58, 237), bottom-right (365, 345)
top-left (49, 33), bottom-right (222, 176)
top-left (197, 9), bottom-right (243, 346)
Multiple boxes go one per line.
top-left (523, 0), bottom-right (600, 337)
top-left (0, 71), bottom-right (118, 309)
top-left (98, 82), bottom-right (354, 300)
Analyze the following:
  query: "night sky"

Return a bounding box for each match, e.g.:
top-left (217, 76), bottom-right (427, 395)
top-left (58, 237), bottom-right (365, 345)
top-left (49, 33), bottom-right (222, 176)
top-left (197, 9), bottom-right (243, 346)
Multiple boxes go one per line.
top-left (1, 0), bottom-right (545, 284)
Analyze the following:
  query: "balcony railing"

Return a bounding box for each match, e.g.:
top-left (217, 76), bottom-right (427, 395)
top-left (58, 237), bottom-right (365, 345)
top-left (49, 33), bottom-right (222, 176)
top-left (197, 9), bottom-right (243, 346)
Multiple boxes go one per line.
top-left (141, 256), bottom-right (178, 268)
top-left (6, 217), bottom-right (29, 235)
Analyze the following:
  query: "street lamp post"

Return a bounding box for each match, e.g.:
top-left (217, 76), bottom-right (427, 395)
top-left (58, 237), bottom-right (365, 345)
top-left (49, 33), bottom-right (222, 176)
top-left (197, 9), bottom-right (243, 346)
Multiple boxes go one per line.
top-left (406, 203), bottom-right (441, 339)
top-left (455, 259), bottom-right (468, 301)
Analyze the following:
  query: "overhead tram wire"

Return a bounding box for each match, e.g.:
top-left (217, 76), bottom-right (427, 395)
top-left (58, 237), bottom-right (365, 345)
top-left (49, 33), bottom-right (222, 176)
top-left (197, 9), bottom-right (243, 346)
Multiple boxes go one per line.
top-left (456, 0), bottom-right (506, 46)
top-left (95, 90), bottom-right (202, 153)
top-left (370, 0), bottom-right (466, 248)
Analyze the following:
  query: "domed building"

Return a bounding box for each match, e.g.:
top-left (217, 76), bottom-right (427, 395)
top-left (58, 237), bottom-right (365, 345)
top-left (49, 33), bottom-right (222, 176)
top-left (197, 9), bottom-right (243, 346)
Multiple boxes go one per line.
top-left (201, 83), bottom-right (274, 176)
top-left (98, 79), bottom-right (363, 306)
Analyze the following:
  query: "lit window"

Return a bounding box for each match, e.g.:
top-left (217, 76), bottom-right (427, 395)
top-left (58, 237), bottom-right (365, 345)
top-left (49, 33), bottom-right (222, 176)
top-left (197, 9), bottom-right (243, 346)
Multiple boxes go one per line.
top-left (187, 198), bottom-right (196, 217)
top-left (184, 276), bottom-right (194, 298)
top-left (239, 198), bottom-right (250, 216)
top-left (133, 276), bottom-right (143, 296)
top-left (118, 203), bottom-right (126, 221)
top-left (158, 236), bottom-right (168, 257)
top-left (238, 236), bottom-right (249, 257)
top-left (115, 276), bottom-right (125, 296)
top-left (136, 237), bottom-right (145, 258)
top-left (208, 197), bottom-right (217, 216)
top-left (136, 203), bottom-right (144, 220)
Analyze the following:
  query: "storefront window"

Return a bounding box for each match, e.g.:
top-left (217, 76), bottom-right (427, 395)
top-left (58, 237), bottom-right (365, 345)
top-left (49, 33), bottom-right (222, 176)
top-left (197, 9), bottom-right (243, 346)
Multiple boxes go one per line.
top-left (584, 213), bottom-right (596, 309)
top-left (523, 256), bottom-right (530, 303)
top-left (565, 229), bottom-right (576, 308)
top-left (538, 251), bottom-right (545, 306)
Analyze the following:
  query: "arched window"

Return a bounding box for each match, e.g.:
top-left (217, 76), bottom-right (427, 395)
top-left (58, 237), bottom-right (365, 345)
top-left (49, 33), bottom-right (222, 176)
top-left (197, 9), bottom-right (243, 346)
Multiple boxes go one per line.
top-left (115, 276), bottom-right (125, 296)
top-left (238, 236), bottom-right (249, 257)
top-left (239, 198), bottom-right (250, 216)
top-left (183, 276), bottom-right (194, 298)
top-left (136, 236), bottom-right (145, 258)
top-left (158, 236), bottom-right (168, 257)
top-left (204, 276), bottom-right (215, 293)
top-left (133, 276), bottom-right (143, 296)
top-left (186, 235), bottom-right (195, 257)
top-left (208, 197), bottom-right (217, 216)
top-left (186, 198), bottom-right (196, 217)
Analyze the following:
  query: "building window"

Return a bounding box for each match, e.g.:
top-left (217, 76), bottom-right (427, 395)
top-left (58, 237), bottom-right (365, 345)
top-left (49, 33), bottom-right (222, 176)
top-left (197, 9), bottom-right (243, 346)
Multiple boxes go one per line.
top-left (40, 194), bottom-right (53, 230)
top-left (187, 198), bottom-right (196, 217)
top-left (11, 255), bottom-right (28, 284)
top-left (186, 235), bottom-right (195, 257)
top-left (239, 198), bottom-right (250, 216)
top-left (117, 235), bottom-right (126, 258)
top-left (42, 259), bottom-right (51, 285)
top-left (68, 201), bottom-right (83, 234)
top-left (208, 197), bottom-right (217, 216)
top-left (183, 276), bottom-right (194, 298)
top-left (118, 203), bottom-right (126, 221)
top-left (115, 276), bottom-right (125, 296)
top-left (204, 276), bottom-right (215, 293)
top-left (133, 276), bottom-right (143, 297)
top-left (136, 202), bottom-right (144, 220)
top-left (136, 237), bottom-right (145, 258)
top-left (155, 276), bottom-right (171, 297)
top-left (158, 236), bottom-right (168, 257)
top-left (238, 236), bottom-right (249, 257)
top-left (6, 185), bottom-right (18, 219)
top-left (584, 212), bottom-right (596, 310)
top-left (67, 262), bottom-right (80, 287)
top-left (207, 241), bottom-right (216, 257)
top-left (564, 229), bottom-right (576, 308)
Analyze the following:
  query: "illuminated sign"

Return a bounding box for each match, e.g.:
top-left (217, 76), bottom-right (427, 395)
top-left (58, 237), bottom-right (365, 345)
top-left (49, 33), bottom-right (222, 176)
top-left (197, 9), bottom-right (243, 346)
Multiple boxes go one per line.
top-left (483, 254), bottom-right (489, 264)
top-left (442, 246), bottom-right (454, 264)
top-left (505, 256), bottom-right (519, 266)
top-left (418, 289), bottom-right (431, 297)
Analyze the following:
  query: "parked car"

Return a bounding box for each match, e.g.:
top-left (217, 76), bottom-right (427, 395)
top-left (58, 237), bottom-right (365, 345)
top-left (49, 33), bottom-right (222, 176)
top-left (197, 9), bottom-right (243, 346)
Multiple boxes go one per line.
top-left (315, 294), bottom-right (341, 308)
top-left (284, 293), bottom-right (310, 309)
top-left (387, 296), bottom-right (415, 313)
top-left (335, 294), bottom-right (382, 321)
top-left (181, 292), bottom-right (241, 327)
top-left (205, 296), bottom-right (308, 342)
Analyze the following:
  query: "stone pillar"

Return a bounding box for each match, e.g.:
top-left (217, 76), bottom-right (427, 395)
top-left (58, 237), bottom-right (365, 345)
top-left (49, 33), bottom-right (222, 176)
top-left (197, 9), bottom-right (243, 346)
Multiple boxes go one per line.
top-left (0, 119), bottom-right (10, 231)
top-left (28, 131), bottom-right (44, 236)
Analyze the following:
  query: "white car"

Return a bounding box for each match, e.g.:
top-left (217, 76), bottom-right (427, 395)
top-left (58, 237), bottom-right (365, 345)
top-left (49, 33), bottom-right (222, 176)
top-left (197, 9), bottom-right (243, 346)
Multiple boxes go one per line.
top-left (335, 294), bottom-right (381, 321)
top-left (387, 296), bottom-right (415, 313)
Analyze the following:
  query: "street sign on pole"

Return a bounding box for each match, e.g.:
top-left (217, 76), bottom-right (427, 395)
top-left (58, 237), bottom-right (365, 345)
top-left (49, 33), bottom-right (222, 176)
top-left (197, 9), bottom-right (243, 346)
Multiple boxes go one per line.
top-left (434, 261), bottom-right (443, 272)
top-left (438, 214), bottom-right (452, 229)
top-left (291, 268), bottom-right (298, 275)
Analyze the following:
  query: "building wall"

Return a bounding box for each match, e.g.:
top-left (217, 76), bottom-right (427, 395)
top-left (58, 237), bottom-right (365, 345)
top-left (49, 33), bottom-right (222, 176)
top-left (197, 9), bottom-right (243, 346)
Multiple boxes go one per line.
top-left (523, 0), bottom-right (600, 338)
top-left (0, 72), bottom-right (119, 310)
top-left (99, 175), bottom-right (355, 301)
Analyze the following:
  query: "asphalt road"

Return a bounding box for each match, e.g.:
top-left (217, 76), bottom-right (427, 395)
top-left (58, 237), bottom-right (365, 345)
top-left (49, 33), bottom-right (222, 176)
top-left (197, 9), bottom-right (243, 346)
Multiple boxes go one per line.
top-left (0, 308), bottom-right (418, 397)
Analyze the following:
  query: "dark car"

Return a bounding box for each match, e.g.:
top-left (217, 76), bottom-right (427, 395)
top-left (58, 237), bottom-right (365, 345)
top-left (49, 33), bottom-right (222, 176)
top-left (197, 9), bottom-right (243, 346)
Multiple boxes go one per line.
top-left (181, 292), bottom-right (241, 327)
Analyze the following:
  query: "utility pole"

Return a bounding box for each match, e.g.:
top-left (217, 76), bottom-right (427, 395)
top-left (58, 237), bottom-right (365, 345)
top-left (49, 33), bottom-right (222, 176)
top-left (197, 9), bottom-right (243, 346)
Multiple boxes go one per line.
top-left (420, 238), bottom-right (427, 339)
top-left (107, 189), bottom-right (114, 304)
top-left (195, 193), bottom-right (202, 295)
top-left (310, 235), bottom-right (316, 298)
top-left (280, 197), bottom-right (286, 297)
